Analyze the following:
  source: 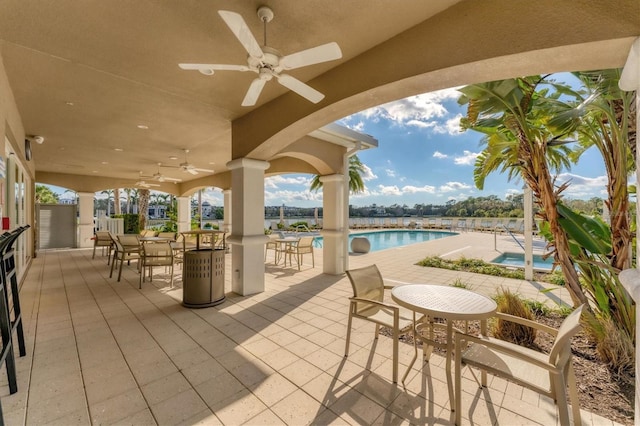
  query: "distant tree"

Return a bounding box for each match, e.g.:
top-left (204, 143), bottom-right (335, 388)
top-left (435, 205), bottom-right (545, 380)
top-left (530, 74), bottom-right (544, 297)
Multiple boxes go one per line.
top-left (35, 185), bottom-right (59, 203)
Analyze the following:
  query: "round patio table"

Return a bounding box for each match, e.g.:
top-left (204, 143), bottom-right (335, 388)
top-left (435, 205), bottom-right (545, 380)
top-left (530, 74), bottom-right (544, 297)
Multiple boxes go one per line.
top-left (391, 284), bottom-right (497, 411)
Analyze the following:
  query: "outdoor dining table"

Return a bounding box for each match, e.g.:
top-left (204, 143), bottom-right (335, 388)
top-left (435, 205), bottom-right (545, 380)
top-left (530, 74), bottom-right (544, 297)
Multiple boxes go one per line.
top-left (275, 237), bottom-right (300, 266)
top-left (391, 284), bottom-right (497, 411)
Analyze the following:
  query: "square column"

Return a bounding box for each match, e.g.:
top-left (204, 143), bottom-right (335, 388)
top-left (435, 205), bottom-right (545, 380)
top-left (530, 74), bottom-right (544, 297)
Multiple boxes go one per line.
top-left (176, 196), bottom-right (190, 233)
top-left (226, 158), bottom-right (269, 295)
top-left (77, 192), bottom-right (94, 248)
top-left (223, 189), bottom-right (232, 233)
top-left (320, 174), bottom-right (346, 274)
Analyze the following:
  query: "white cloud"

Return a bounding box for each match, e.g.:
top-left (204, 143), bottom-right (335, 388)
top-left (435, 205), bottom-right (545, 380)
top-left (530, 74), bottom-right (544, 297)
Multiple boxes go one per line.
top-left (264, 189), bottom-right (322, 203)
top-left (265, 175), bottom-right (311, 189)
top-left (440, 182), bottom-right (471, 193)
top-left (453, 150), bottom-right (479, 166)
top-left (385, 169), bottom-right (396, 178)
top-left (377, 185), bottom-right (403, 196)
top-left (556, 173), bottom-right (607, 198)
top-left (433, 151), bottom-right (448, 159)
top-left (401, 184), bottom-right (437, 194)
top-left (361, 164), bottom-right (378, 181)
top-left (340, 88), bottom-right (463, 135)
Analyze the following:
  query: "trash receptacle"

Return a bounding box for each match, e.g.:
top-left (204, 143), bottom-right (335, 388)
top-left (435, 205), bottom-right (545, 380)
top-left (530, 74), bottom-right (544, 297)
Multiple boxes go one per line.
top-left (182, 248), bottom-right (226, 308)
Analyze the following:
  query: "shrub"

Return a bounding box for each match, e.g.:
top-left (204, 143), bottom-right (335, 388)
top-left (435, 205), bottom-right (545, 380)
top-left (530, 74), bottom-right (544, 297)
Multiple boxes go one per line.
top-left (492, 288), bottom-right (537, 346)
top-left (583, 313), bottom-right (634, 374)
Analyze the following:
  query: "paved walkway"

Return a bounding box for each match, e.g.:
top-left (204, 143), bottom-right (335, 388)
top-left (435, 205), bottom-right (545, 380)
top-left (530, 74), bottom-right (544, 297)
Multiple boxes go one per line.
top-left (0, 231), bottom-right (616, 425)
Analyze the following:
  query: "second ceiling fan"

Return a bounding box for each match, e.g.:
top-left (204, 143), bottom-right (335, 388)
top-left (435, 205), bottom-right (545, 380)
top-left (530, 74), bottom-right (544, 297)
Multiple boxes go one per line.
top-left (179, 6), bottom-right (342, 106)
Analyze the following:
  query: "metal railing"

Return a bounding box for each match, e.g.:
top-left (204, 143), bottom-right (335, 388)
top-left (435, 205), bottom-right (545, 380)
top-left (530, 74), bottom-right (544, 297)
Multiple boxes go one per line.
top-left (494, 224), bottom-right (525, 252)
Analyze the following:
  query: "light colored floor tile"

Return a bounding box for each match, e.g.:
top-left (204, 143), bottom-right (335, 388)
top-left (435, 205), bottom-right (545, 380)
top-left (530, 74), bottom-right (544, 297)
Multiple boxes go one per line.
top-left (271, 388), bottom-right (327, 425)
top-left (89, 388), bottom-right (148, 425)
top-left (249, 373), bottom-right (297, 407)
top-left (150, 388), bottom-right (209, 425)
top-left (210, 388), bottom-right (269, 425)
top-left (141, 371), bottom-right (193, 406)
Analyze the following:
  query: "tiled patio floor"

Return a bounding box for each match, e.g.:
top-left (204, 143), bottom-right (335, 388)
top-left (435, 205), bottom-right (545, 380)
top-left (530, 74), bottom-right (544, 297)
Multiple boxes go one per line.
top-left (0, 231), bottom-right (620, 425)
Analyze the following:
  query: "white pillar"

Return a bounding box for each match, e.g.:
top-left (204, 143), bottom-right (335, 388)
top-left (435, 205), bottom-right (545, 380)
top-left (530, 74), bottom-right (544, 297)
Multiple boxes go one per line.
top-left (226, 158), bottom-right (269, 295)
top-left (176, 196), bottom-right (190, 233)
top-left (223, 189), bottom-right (232, 233)
top-left (619, 36), bottom-right (640, 426)
top-left (523, 185), bottom-right (534, 280)
top-left (320, 174), bottom-right (346, 274)
top-left (77, 192), bottom-right (94, 248)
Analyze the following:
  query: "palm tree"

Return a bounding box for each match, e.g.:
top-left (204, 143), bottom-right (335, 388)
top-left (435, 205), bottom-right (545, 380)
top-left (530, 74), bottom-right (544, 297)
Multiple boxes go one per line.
top-left (138, 189), bottom-right (150, 230)
top-left (459, 76), bottom-right (588, 307)
top-left (35, 184), bottom-right (59, 203)
top-left (113, 188), bottom-right (121, 215)
top-left (310, 154), bottom-right (367, 193)
top-left (549, 69), bottom-right (635, 270)
top-left (100, 189), bottom-right (114, 216)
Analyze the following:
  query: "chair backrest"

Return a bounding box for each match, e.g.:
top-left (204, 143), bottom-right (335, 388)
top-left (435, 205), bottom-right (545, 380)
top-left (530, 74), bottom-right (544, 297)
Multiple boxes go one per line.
top-left (346, 265), bottom-right (385, 315)
top-left (142, 242), bottom-right (174, 265)
top-left (297, 236), bottom-right (314, 248)
top-left (140, 229), bottom-right (156, 237)
top-left (95, 230), bottom-right (111, 241)
top-left (548, 304), bottom-right (584, 367)
top-left (118, 234), bottom-right (140, 248)
top-left (157, 232), bottom-right (177, 240)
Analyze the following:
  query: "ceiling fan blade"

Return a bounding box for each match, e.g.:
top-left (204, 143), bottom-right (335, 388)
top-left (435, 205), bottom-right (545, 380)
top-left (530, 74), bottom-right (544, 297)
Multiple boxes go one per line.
top-left (279, 42), bottom-right (342, 70)
top-left (194, 168), bottom-right (215, 173)
top-left (242, 78), bottom-right (267, 106)
top-left (186, 168), bottom-right (199, 175)
top-left (218, 11), bottom-right (264, 60)
top-left (276, 74), bottom-right (325, 103)
top-left (178, 64), bottom-right (250, 74)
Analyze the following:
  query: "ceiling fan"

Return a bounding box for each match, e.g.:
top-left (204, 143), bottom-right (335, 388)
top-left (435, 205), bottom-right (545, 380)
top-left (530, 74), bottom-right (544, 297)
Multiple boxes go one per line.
top-left (134, 180), bottom-right (160, 189)
top-left (140, 164), bottom-right (182, 183)
top-left (162, 150), bottom-right (214, 175)
top-left (179, 6), bottom-right (342, 106)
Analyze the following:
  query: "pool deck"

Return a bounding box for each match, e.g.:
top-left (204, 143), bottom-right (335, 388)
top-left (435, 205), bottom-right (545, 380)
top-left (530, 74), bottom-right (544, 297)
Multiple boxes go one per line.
top-left (0, 230), bottom-right (614, 425)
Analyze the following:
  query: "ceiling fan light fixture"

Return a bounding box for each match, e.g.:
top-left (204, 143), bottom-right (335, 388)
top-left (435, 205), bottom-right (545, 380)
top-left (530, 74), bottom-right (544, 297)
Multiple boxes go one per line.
top-left (179, 7), bottom-right (341, 107)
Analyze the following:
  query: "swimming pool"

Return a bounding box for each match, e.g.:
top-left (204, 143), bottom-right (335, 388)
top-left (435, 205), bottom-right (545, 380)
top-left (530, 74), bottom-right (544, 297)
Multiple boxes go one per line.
top-left (313, 230), bottom-right (457, 253)
top-left (491, 252), bottom-right (554, 271)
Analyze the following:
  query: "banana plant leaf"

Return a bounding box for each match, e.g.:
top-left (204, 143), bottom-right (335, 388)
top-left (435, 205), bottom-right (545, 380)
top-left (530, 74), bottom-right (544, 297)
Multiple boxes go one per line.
top-left (556, 203), bottom-right (611, 255)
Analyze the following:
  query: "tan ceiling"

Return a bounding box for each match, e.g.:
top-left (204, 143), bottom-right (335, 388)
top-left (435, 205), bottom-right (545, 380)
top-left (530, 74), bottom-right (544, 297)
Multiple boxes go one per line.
top-left (0, 0), bottom-right (638, 195)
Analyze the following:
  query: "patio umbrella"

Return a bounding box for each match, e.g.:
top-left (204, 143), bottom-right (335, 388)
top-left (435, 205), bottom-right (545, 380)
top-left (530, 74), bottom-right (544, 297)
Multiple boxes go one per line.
top-left (279, 206), bottom-right (284, 225)
top-left (314, 207), bottom-right (319, 226)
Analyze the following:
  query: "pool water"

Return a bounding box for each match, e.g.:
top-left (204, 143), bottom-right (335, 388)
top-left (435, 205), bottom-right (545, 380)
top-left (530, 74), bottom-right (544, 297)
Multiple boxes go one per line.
top-left (313, 230), bottom-right (457, 253)
top-left (491, 252), bottom-right (554, 271)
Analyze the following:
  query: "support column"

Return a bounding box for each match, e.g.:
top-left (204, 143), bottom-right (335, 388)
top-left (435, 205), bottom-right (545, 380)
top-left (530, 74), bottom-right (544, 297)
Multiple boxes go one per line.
top-left (176, 196), bottom-right (190, 233)
top-left (618, 36), bottom-right (639, 426)
top-left (223, 189), bottom-right (232, 233)
top-left (320, 174), bottom-right (345, 274)
top-left (77, 192), bottom-right (94, 248)
top-left (226, 158), bottom-right (269, 295)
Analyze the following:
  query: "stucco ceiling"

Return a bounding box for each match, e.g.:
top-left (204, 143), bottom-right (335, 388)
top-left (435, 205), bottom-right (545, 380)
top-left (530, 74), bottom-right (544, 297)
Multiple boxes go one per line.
top-left (0, 0), bottom-right (638, 194)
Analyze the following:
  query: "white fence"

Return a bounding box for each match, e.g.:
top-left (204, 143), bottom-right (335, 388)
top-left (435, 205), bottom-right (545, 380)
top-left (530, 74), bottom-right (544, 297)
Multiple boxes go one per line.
top-left (95, 217), bottom-right (124, 235)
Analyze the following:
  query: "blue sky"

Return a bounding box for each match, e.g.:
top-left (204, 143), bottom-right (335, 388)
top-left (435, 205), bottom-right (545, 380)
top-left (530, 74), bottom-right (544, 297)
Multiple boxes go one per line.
top-left (259, 80), bottom-right (608, 208)
top-left (54, 76), bottom-right (610, 207)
